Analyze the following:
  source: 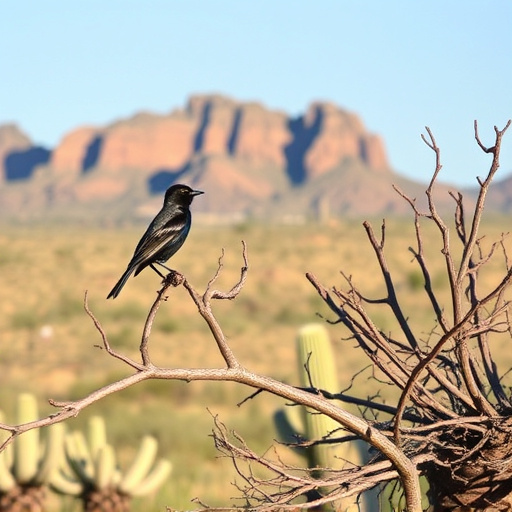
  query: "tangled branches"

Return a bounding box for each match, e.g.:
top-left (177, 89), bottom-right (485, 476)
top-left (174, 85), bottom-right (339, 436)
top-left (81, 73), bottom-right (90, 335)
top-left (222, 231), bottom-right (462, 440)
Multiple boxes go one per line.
top-left (307, 121), bottom-right (512, 509)
top-left (1, 122), bottom-right (510, 511)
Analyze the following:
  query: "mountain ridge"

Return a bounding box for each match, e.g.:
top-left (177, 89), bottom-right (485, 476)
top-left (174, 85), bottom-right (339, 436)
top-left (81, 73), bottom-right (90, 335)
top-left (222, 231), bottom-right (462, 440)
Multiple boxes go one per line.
top-left (0, 94), bottom-right (508, 223)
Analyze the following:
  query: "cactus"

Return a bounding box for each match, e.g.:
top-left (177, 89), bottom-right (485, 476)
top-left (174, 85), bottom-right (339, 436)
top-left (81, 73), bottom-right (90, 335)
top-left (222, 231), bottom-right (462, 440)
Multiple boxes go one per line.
top-left (278, 323), bottom-right (364, 471)
top-left (379, 475), bottom-right (430, 511)
top-left (295, 323), bottom-right (344, 470)
top-left (0, 393), bottom-right (66, 511)
top-left (274, 324), bottom-right (379, 511)
top-left (50, 415), bottom-right (172, 511)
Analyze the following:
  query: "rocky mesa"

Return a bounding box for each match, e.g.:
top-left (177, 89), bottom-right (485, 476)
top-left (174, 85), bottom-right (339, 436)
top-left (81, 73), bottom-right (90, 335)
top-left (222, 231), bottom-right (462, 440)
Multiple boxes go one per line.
top-left (0, 94), bottom-right (465, 222)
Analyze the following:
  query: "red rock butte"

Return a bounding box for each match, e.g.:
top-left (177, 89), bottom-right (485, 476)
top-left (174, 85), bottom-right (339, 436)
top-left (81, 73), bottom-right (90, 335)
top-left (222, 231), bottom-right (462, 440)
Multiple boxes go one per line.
top-left (1, 94), bottom-right (465, 220)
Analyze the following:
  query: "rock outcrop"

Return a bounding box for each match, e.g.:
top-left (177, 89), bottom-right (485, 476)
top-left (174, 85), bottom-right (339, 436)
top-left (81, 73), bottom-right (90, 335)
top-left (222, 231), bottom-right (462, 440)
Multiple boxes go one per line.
top-left (1, 93), bottom-right (433, 222)
top-left (0, 124), bottom-right (34, 183)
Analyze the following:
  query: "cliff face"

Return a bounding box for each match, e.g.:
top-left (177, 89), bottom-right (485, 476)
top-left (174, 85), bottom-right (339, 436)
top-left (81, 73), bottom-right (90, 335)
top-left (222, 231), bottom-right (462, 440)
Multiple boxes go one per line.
top-left (0, 124), bottom-right (32, 177)
top-left (0, 94), bottom-right (423, 221)
top-left (0, 124), bottom-right (50, 183)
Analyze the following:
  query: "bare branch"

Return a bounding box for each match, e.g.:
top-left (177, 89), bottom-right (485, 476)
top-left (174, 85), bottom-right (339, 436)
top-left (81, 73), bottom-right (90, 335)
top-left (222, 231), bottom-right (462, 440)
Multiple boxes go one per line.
top-left (140, 272), bottom-right (183, 365)
top-left (84, 290), bottom-right (145, 371)
top-left (5, 122), bottom-right (511, 511)
top-left (363, 220), bottom-right (420, 352)
top-left (2, 241), bottom-right (426, 510)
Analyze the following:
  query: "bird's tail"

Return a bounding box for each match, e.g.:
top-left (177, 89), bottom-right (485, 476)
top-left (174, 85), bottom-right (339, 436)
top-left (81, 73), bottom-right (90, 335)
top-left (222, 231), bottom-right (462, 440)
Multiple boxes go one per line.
top-left (106, 267), bottom-right (135, 299)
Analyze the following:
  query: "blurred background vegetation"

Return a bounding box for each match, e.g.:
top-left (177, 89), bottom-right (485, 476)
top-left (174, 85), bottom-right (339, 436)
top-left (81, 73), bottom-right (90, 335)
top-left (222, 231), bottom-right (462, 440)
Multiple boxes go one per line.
top-left (2, 217), bottom-right (512, 510)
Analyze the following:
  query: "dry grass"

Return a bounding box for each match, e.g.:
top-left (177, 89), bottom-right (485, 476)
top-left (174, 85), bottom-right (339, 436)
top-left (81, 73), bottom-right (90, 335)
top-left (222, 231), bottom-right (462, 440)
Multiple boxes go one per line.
top-left (1, 216), bottom-right (512, 510)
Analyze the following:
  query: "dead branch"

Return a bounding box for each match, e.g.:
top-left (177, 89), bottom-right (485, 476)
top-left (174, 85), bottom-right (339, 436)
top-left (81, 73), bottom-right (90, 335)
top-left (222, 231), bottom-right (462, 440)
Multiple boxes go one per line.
top-left (0, 241), bottom-right (424, 511)
top-left (3, 122), bottom-right (510, 511)
top-left (204, 415), bottom-right (432, 511)
top-left (394, 123), bottom-right (512, 441)
top-left (308, 121), bottom-right (512, 509)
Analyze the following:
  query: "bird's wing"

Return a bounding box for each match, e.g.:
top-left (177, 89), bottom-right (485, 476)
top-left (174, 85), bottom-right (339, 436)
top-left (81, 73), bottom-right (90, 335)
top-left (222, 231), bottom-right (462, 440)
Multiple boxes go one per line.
top-left (130, 211), bottom-right (190, 269)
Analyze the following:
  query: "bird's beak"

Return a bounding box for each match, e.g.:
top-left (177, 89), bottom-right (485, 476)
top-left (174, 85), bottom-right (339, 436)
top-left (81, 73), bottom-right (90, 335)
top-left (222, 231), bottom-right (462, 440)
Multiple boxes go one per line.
top-left (191, 190), bottom-right (204, 196)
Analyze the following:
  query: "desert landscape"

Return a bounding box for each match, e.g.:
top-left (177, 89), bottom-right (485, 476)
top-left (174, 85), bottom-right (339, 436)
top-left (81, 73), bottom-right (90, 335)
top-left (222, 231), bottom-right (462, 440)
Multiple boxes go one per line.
top-left (2, 213), bottom-right (512, 509)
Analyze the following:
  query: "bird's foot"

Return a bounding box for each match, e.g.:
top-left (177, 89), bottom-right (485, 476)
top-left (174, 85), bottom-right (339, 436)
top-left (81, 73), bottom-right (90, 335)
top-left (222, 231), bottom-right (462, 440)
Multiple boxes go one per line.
top-left (164, 270), bottom-right (184, 287)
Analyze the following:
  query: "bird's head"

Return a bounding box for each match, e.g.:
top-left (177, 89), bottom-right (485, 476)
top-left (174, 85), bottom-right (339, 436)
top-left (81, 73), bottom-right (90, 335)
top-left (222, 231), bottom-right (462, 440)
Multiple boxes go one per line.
top-left (164, 184), bottom-right (204, 206)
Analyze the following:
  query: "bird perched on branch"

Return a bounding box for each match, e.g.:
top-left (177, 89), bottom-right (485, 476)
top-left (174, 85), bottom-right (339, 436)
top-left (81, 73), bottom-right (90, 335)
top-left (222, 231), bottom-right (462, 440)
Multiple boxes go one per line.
top-left (107, 184), bottom-right (204, 299)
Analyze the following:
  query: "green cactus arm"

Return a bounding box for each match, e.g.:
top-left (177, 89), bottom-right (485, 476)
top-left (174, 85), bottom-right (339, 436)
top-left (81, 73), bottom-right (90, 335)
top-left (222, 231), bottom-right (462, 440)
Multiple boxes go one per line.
top-left (296, 324), bottom-right (368, 472)
top-left (49, 469), bottom-right (83, 496)
top-left (273, 408), bottom-right (306, 451)
top-left (0, 451), bottom-right (15, 492)
top-left (0, 410), bottom-right (9, 445)
top-left (65, 431), bottom-right (94, 484)
top-left (58, 454), bottom-right (77, 482)
top-left (111, 468), bottom-right (122, 487)
top-left (380, 476), bottom-right (430, 511)
top-left (0, 408), bottom-right (13, 469)
top-left (34, 422), bottom-right (66, 485)
top-left (13, 393), bottom-right (40, 483)
top-left (2, 443), bottom-right (13, 470)
top-left (95, 444), bottom-right (116, 490)
top-left (274, 406), bottom-right (305, 439)
top-left (128, 459), bottom-right (172, 497)
top-left (296, 324), bottom-right (338, 392)
top-left (87, 416), bottom-right (108, 461)
top-left (296, 325), bottom-right (341, 444)
top-left (118, 436), bottom-right (158, 494)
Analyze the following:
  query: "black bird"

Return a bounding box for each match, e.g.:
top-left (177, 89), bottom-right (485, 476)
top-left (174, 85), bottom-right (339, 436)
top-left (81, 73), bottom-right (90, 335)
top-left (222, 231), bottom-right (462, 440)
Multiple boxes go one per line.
top-left (107, 184), bottom-right (204, 299)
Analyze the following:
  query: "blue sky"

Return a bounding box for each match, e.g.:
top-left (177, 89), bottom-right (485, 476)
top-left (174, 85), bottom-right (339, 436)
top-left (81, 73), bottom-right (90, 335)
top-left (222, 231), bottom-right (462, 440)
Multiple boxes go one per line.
top-left (1, 1), bottom-right (511, 186)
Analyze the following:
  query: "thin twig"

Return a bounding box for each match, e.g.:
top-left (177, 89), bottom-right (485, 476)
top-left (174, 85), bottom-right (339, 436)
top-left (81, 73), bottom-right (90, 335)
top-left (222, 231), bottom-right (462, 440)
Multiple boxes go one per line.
top-left (84, 290), bottom-right (145, 371)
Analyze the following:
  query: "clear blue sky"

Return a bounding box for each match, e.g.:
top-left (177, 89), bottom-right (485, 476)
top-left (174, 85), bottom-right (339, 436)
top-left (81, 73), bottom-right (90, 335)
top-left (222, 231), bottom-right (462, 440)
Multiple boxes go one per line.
top-left (1, 1), bottom-right (511, 186)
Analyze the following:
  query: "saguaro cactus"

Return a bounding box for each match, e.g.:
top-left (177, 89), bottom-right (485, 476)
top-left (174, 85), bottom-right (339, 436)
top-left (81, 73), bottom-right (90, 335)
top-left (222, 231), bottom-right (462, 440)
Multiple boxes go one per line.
top-left (379, 475), bottom-right (430, 512)
top-left (274, 324), bottom-right (378, 511)
top-left (50, 415), bottom-right (172, 512)
top-left (0, 393), bottom-right (65, 512)
top-left (295, 323), bottom-right (346, 470)
top-left (278, 323), bottom-right (365, 471)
